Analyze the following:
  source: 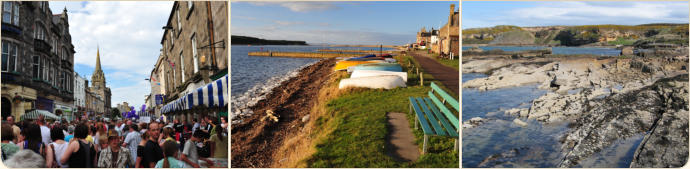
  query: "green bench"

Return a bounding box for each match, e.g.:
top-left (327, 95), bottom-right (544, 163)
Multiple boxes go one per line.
top-left (408, 82), bottom-right (459, 154)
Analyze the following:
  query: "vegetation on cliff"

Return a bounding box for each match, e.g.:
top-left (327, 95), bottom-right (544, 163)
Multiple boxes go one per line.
top-left (463, 24), bottom-right (688, 46)
top-left (231, 35), bottom-right (308, 45)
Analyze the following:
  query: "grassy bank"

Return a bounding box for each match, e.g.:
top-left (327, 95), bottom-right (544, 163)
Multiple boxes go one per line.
top-left (300, 54), bottom-right (459, 167)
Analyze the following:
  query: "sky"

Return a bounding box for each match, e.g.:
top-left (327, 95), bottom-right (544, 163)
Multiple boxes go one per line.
top-left (49, 1), bottom-right (174, 108)
top-left (231, 1), bottom-right (459, 45)
top-left (463, 1), bottom-right (689, 29)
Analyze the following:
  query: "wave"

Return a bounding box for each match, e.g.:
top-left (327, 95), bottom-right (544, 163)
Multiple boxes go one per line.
top-left (230, 60), bottom-right (319, 124)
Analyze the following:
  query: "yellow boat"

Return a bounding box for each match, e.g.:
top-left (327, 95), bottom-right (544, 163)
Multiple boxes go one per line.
top-left (333, 60), bottom-right (380, 71)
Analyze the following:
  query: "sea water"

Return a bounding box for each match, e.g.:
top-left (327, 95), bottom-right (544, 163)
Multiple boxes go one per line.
top-left (461, 46), bottom-right (621, 56)
top-left (230, 45), bottom-right (391, 123)
top-left (461, 73), bottom-right (644, 167)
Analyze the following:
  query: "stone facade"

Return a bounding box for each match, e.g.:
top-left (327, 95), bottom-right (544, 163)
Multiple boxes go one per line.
top-left (416, 27), bottom-right (431, 47)
top-left (439, 4), bottom-right (459, 56)
top-left (1, 2), bottom-right (75, 121)
top-left (153, 1), bottom-right (228, 119)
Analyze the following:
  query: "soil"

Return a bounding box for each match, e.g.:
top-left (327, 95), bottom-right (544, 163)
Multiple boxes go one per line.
top-left (410, 51), bottom-right (460, 95)
top-left (385, 112), bottom-right (420, 162)
top-left (231, 58), bottom-right (336, 168)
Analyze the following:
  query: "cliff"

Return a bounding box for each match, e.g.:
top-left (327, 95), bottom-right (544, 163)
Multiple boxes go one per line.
top-left (231, 35), bottom-right (308, 45)
top-left (463, 24), bottom-right (689, 46)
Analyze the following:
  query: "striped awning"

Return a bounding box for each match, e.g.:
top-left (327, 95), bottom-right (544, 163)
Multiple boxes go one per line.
top-left (161, 75), bottom-right (228, 114)
top-left (22, 109), bottom-right (60, 120)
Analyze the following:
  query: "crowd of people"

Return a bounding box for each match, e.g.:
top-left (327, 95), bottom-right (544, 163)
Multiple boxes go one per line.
top-left (1, 115), bottom-right (228, 168)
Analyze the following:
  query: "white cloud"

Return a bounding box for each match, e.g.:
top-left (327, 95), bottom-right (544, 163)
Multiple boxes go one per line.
top-left (506, 1), bottom-right (688, 26)
top-left (273, 20), bottom-right (304, 26)
top-left (248, 2), bottom-right (338, 12)
top-left (110, 80), bottom-right (151, 108)
top-left (232, 26), bottom-right (413, 45)
top-left (50, 1), bottom-right (174, 107)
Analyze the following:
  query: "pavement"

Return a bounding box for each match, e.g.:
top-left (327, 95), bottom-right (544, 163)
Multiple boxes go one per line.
top-left (409, 51), bottom-right (460, 95)
top-left (385, 112), bottom-right (420, 162)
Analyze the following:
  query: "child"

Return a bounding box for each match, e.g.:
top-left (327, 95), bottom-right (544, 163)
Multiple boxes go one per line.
top-left (155, 140), bottom-right (184, 168)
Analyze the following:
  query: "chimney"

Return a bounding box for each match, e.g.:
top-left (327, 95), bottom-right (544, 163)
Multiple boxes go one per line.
top-left (449, 4), bottom-right (455, 26)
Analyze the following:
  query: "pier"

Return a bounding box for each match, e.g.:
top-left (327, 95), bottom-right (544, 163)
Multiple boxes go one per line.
top-left (248, 51), bottom-right (372, 58)
top-left (315, 49), bottom-right (395, 53)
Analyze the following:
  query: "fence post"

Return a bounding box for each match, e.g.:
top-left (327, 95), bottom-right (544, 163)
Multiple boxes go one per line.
top-left (420, 73), bottom-right (424, 86)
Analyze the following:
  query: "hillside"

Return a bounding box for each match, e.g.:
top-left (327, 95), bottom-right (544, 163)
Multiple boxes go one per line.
top-left (463, 24), bottom-right (689, 46)
top-left (231, 35), bottom-right (308, 45)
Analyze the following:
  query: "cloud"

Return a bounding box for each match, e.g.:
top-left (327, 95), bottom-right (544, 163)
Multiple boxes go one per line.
top-left (506, 1), bottom-right (688, 26)
top-left (273, 20), bottom-right (304, 26)
top-left (248, 2), bottom-right (338, 12)
top-left (110, 80), bottom-right (151, 108)
top-left (232, 26), bottom-right (413, 45)
top-left (49, 1), bottom-right (174, 107)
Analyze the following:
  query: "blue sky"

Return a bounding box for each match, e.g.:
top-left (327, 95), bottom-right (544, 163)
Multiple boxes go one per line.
top-left (49, 1), bottom-right (173, 108)
top-left (463, 1), bottom-right (689, 29)
top-left (232, 1), bottom-right (459, 45)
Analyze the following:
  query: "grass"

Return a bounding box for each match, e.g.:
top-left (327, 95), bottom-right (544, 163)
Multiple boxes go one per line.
top-left (607, 38), bottom-right (637, 46)
top-left (426, 52), bottom-right (460, 71)
top-left (302, 54), bottom-right (459, 168)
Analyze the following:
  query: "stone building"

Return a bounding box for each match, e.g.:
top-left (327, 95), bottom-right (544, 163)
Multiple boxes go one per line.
top-left (1, 2), bottom-right (75, 121)
top-left (116, 102), bottom-right (131, 114)
top-left (89, 47), bottom-right (111, 116)
top-left (438, 4), bottom-right (460, 57)
top-left (71, 72), bottom-right (86, 121)
top-left (416, 27), bottom-right (431, 48)
top-left (154, 1), bottom-right (228, 121)
top-left (85, 86), bottom-right (104, 118)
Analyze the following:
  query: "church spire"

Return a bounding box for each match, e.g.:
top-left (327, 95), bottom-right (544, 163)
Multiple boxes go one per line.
top-left (95, 45), bottom-right (101, 72)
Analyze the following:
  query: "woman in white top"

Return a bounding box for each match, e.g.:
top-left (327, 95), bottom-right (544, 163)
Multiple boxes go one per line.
top-left (46, 127), bottom-right (69, 168)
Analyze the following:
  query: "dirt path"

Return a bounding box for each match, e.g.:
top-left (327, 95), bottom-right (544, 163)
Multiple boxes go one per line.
top-left (231, 59), bottom-right (336, 168)
top-left (385, 112), bottom-right (420, 162)
top-left (410, 51), bottom-right (459, 94)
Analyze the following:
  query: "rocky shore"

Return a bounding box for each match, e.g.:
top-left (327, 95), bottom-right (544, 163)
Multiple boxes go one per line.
top-left (231, 59), bottom-right (335, 168)
top-left (463, 52), bottom-right (689, 167)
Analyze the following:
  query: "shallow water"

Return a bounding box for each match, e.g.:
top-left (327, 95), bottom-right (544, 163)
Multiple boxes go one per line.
top-left (230, 45), bottom-right (391, 121)
top-left (462, 46), bottom-right (621, 56)
top-left (461, 73), bottom-right (644, 167)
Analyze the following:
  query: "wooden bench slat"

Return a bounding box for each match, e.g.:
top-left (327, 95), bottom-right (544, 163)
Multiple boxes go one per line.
top-left (416, 97), bottom-right (447, 136)
top-left (424, 97), bottom-right (458, 137)
top-left (429, 92), bottom-right (460, 130)
top-left (430, 82), bottom-right (460, 112)
top-left (409, 97), bottom-right (434, 135)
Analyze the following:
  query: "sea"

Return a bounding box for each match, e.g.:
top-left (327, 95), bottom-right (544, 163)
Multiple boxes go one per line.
top-left (461, 46), bottom-right (622, 56)
top-left (230, 45), bottom-right (391, 123)
top-left (461, 46), bottom-right (643, 167)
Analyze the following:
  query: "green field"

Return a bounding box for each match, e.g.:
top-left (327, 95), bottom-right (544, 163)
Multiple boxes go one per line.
top-left (303, 54), bottom-right (459, 167)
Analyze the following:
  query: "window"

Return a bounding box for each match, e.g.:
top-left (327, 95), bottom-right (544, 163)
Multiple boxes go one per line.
top-left (176, 8), bottom-right (181, 32)
top-left (169, 31), bottom-right (174, 45)
top-left (191, 34), bottom-right (198, 73)
top-left (179, 50), bottom-right (185, 82)
top-left (60, 70), bottom-right (65, 89)
top-left (32, 56), bottom-right (40, 78)
top-left (2, 41), bottom-right (17, 72)
top-left (34, 24), bottom-right (46, 40)
top-left (42, 58), bottom-right (47, 80)
top-left (49, 62), bottom-right (53, 85)
top-left (2, 2), bottom-right (19, 26)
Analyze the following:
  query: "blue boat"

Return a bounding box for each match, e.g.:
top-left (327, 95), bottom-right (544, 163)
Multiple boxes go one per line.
top-left (347, 63), bottom-right (403, 73)
top-left (345, 54), bottom-right (377, 61)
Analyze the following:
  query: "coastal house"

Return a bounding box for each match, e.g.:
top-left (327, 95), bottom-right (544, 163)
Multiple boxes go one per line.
top-left (416, 27), bottom-right (431, 49)
top-left (439, 4), bottom-right (460, 57)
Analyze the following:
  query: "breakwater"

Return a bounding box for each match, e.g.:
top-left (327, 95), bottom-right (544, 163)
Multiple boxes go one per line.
top-left (315, 49), bottom-right (394, 53)
top-left (248, 51), bottom-right (371, 58)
